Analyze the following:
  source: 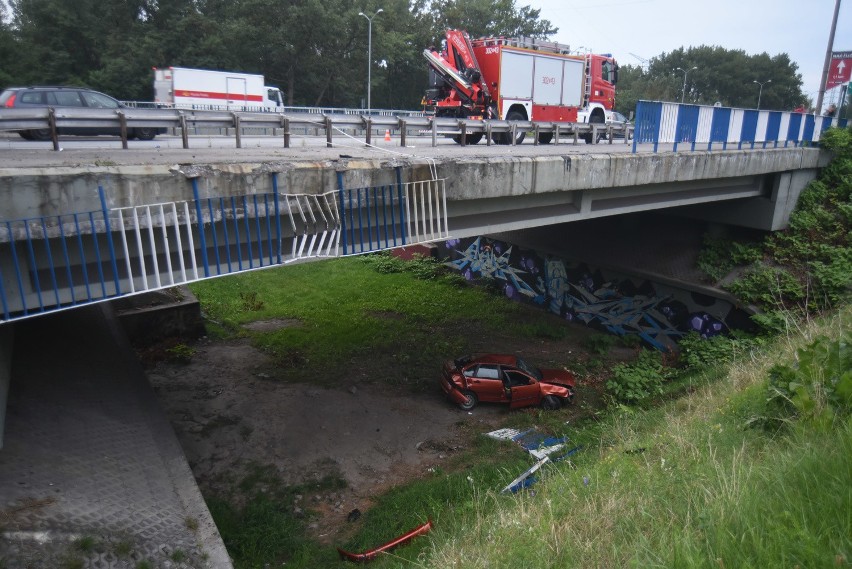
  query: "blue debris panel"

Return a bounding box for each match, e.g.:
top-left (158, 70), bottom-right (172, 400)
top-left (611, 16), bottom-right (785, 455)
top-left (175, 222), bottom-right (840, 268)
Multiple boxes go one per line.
top-left (486, 428), bottom-right (582, 493)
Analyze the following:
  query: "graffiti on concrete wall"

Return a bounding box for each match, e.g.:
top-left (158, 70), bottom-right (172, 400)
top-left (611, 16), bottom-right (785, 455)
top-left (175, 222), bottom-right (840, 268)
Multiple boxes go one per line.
top-left (441, 236), bottom-right (745, 351)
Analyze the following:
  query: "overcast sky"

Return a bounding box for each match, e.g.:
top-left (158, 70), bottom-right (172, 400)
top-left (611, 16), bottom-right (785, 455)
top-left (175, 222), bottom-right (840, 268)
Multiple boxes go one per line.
top-left (533, 0), bottom-right (851, 106)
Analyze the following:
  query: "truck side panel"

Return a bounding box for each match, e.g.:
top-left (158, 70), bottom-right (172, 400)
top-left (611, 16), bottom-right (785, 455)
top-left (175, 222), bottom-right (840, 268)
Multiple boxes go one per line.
top-left (561, 58), bottom-right (585, 107)
top-left (532, 56), bottom-right (564, 106)
top-left (171, 68), bottom-right (265, 109)
top-left (499, 51), bottom-right (534, 99)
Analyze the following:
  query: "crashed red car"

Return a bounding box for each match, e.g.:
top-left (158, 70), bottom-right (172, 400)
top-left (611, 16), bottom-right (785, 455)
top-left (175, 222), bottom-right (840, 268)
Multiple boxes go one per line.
top-left (440, 354), bottom-right (576, 411)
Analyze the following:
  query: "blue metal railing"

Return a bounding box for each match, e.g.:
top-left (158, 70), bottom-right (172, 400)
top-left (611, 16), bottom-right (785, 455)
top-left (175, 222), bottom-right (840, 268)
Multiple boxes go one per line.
top-left (632, 100), bottom-right (848, 153)
top-left (0, 173), bottom-right (448, 323)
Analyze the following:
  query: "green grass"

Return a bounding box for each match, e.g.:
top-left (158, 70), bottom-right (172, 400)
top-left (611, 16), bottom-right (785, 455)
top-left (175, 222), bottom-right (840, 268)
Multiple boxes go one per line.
top-left (190, 256), bottom-right (518, 386)
top-left (206, 463), bottom-right (347, 567)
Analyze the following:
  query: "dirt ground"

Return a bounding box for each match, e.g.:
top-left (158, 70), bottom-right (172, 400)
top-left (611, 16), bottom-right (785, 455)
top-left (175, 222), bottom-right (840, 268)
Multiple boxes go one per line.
top-left (143, 313), bottom-right (623, 542)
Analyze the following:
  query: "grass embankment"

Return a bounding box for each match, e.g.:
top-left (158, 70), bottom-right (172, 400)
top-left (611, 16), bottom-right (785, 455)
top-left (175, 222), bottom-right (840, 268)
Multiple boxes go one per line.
top-left (413, 310), bottom-right (851, 568)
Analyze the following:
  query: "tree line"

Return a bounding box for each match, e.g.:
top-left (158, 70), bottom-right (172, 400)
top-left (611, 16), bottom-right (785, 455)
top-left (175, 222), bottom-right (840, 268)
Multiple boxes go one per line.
top-left (0, 0), bottom-right (807, 113)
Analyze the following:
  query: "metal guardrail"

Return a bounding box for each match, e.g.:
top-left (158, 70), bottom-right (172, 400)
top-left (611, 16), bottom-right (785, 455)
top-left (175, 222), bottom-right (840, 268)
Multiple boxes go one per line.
top-left (633, 100), bottom-right (848, 153)
top-left (0, 105), bottom-right (633, 151)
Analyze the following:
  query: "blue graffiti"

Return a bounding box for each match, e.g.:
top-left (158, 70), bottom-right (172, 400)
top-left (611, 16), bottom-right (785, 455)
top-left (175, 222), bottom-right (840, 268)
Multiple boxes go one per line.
top-left (442, 236), bottom-right (732, 351)
top-left (449, 237), bottom-right (543, 301)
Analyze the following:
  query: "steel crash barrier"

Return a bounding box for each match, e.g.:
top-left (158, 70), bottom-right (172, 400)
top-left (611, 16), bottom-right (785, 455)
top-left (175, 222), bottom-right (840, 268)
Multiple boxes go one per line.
top-left (632, 100), bottom-right (848, 153)
top-left (0, 105), bottom-right (632, 150)
top-left (0, 173), bottom-right (448, 323)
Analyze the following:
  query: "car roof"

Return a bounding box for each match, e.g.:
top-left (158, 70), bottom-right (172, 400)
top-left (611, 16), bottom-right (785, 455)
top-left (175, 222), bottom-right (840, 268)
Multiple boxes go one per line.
top-left (1, 86), bottom-right (105, 93)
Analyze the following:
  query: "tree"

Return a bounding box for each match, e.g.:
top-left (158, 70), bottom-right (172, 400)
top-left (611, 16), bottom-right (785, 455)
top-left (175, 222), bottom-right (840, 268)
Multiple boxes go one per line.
top-left (615, 45), bottom-right (806, 114)
top-left (427, 0), bottom-right (556, 44)
top-left (0, 0), bottom-right (558, 108)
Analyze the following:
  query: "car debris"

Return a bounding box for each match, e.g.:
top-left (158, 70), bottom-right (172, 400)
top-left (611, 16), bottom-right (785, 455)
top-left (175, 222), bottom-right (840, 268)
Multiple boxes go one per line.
top-left (337, 519), bottom-right (433, 563)
top-left (486, 428), bottom-right (583, 493)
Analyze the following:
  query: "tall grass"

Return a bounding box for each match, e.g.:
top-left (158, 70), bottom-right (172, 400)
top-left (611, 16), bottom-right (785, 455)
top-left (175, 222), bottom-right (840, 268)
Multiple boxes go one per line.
top-left (403, 307), bottom-right (852, 568)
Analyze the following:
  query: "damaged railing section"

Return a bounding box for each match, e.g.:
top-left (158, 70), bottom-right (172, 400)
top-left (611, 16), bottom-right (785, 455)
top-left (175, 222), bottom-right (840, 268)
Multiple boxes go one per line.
top-left (337, 178), bottom-right (448, 255)
top-left (0, 175), bottom-right (450, 322)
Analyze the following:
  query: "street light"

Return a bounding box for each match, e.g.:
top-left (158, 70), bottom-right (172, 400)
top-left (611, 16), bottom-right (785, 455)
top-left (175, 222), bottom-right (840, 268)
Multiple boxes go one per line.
top-left (753, 79), bottom-right (771, 109)
top-left (675, 66), bottom-right (698, 104)
top-left (358, 8), bottom-right (383, 111)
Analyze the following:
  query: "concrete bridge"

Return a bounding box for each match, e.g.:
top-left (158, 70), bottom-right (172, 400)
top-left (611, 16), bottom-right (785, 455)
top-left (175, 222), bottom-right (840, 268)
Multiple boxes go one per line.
top-left (0, 141), bottom-right (833, 565)
top-left (0, 143), bottom-right (829, 324)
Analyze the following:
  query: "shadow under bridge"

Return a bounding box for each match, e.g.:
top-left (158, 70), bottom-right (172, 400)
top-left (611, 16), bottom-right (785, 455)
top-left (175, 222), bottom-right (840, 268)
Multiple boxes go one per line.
top-left (0, 174), bottom-right (449, 323)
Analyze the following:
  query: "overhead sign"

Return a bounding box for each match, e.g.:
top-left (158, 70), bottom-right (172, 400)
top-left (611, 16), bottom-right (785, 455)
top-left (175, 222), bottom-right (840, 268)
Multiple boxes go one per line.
top-left (827, 51), bottom-right (852, 89)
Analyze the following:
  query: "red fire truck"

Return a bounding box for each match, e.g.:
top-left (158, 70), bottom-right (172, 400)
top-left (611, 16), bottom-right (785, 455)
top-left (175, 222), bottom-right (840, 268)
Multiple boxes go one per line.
top-left (423, 30), bottom-right (618, 144)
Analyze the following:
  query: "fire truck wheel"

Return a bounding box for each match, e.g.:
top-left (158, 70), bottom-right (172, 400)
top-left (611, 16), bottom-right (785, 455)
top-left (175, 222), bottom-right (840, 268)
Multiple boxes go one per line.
top-left (537, 132), bottom-right (553, 145)
top-left (452, 133), bottom-right (483, 145)
top-left (505, 110), bottom-right (527, 145)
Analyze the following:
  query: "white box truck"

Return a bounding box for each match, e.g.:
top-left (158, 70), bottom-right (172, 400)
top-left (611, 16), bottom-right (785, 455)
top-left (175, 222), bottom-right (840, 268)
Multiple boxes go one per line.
top-left (153, 67), bottom-right (285, 111)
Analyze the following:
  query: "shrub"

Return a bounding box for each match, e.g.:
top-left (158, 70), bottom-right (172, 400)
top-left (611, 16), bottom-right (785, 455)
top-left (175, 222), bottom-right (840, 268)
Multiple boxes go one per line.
top-left (727, 263), bottom-right (805, 306)
top-left (697, 235), bottom-right (763, 282)
top-left (606, 349), bottom-right (668, 403)
top-left (678, 331), bottom-right (761, 369)
top-left (766, 332), bottom-right (852, 429)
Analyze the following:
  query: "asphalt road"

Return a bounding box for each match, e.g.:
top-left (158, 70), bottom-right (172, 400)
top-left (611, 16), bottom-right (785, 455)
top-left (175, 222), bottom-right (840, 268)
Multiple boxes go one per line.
top-left (0, 132), bottom-right (637, 168)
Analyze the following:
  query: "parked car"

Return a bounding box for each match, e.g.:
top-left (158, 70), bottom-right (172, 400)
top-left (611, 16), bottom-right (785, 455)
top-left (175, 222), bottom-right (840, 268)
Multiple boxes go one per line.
top-left (604, 110), bottom-right (632, 140)
top-left (0, 86), bottom-right (164, 141)
top-left (440, 354), bottom-right (576, 411)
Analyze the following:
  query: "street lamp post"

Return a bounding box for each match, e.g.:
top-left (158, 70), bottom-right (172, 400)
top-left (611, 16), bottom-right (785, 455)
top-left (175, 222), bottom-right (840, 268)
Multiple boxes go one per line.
top-left (753, 79), bottom-right (771, 109)
top-left (676, 66), bottom-right (698, 104)
top-left (358, 8), bottom-right (383, 111)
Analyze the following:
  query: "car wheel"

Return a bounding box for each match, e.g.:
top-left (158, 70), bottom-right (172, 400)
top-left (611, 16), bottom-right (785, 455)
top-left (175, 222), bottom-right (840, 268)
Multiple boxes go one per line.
top-left (133, 127), bottom-right (157, 141)
top-left (17, 130), bottom-right (33, 140)
top-left (458, 390), bottom-right (478, 411)
top-left (541, 395), bottom-right (562, 410)
top-left (27, 128), bottom-right (52, 141)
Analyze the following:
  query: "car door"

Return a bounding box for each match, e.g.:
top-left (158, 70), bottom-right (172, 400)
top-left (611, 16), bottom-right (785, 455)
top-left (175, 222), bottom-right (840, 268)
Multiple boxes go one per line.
top-left (465, 364), bottom-right (505, 402)
top-left (48, 90), bottom-right (89, 135)
top-left (503, 368), bottom-right (542, 409)
top-left (79, 90), bottom-right (122, 136)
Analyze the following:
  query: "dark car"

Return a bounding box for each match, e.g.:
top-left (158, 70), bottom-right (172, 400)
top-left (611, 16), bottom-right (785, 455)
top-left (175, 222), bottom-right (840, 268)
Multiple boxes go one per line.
top-left (0, 86), bottom-right (163, 141)
top-left (440, 354), bottom-right (576, 411)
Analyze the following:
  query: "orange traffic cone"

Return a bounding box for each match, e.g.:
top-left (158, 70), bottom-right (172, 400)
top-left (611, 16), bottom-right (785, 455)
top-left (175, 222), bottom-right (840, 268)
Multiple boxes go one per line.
top-left (384, 129), bottom-right (391, 141)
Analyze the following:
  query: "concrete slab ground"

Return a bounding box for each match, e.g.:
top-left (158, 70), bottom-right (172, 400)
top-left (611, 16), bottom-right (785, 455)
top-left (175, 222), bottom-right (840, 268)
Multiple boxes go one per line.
top-left (0, 304), bottom-right (231, 569)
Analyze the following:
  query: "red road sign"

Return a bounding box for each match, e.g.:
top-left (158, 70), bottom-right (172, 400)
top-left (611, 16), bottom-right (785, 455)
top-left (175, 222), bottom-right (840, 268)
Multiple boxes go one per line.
top-left (827, 51), bottom-right (852, 89)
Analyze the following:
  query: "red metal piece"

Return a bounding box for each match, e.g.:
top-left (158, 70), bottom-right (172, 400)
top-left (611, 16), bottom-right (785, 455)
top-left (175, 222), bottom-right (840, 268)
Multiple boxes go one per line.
top-left (337, 519), bottom-right (433, 563)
